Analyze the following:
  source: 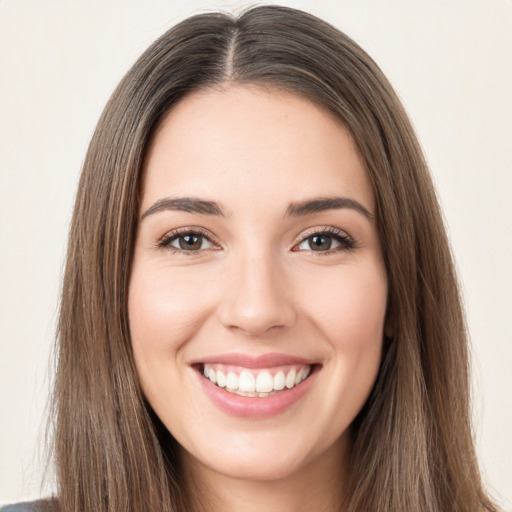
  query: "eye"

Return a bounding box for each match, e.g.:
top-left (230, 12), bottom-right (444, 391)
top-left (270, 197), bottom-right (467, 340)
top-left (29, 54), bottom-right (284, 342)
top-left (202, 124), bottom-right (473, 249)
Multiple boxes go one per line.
top-left (158, 229), bottom-right (217, 253)
top-left (295, 228), bottom-right (354, 253)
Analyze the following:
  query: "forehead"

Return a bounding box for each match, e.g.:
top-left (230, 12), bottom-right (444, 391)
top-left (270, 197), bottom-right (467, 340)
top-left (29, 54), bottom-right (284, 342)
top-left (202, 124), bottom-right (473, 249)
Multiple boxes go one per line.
top-left (140, 85), bottom-right (374, 214)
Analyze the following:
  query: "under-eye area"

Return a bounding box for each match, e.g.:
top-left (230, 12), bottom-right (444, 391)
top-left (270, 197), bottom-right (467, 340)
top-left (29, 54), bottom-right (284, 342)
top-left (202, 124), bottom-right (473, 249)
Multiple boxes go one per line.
top-left (196, 363), bottom-right (319, 398)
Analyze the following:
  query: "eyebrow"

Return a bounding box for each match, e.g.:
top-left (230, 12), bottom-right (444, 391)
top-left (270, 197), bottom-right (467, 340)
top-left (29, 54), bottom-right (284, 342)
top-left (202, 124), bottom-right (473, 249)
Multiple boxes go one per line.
top-left (140, 195), bottom-right (373, 221)
top-left (285, 196), bottom-right (373, 220)
top-left (141, 196), bottom-right (226, 220)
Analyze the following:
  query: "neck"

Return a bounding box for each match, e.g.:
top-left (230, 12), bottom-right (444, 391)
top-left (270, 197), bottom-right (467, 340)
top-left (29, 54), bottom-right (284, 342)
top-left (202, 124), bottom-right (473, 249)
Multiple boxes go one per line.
top-left (182, 436), bottom-right (349, 512)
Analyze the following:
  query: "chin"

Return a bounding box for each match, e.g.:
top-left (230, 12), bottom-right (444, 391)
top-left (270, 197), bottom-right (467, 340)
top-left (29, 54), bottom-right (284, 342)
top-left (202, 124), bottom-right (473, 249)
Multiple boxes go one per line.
top-left (190, 446), bottom-right (311, 483)
top-left (179, 424), bottom-right (348, 484)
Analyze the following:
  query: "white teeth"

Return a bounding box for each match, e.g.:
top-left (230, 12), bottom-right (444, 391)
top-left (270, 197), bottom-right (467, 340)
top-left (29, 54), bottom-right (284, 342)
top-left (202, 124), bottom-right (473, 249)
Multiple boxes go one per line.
top-left (273, 371), bottom-right (286, 390)
top-left (226, 371), bottom-right (239, 390)
top-left (285, 369), bottom-right (296, 389)
top-left (256, 372), bottom-right (274, 393)
top-left (225, 388), bottom-right (272, 398)
top-left (238, 370), bottom-right (256, 392)
top-left (295, 367), bottom-right (311, 385)
top-left (202, 364), bottom-right (312, 395)
top-left (216, 369), bottom-right (226, 388)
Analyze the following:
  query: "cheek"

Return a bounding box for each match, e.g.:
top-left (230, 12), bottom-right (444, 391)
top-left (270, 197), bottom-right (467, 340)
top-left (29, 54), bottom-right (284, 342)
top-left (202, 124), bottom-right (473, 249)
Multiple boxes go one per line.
top-left (300, 263), bottom-right (388, 348)
top-left (312, 266), bottom-right (387, 409)
top-left (128, 262), bottom-right (215, 359)
top-left (299, 262), bottom-right (386, 412)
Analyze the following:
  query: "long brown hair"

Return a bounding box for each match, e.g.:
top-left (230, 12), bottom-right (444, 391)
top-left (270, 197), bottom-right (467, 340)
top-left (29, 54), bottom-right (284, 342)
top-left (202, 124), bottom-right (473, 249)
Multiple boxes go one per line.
top-left (52, 5), bottom-right (498, 511)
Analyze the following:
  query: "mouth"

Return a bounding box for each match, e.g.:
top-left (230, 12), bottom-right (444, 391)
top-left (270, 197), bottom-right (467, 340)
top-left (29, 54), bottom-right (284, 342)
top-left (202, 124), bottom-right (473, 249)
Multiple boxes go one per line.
top-left (199, 363), bottom-right (313, 398)
top-left (191, 353), bottom-right (320, 417)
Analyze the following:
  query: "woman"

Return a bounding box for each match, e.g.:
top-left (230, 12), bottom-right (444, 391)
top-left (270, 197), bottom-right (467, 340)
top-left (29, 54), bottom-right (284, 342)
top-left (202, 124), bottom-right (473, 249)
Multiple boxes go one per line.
top-left (2, 5), bottom-right (499, 512)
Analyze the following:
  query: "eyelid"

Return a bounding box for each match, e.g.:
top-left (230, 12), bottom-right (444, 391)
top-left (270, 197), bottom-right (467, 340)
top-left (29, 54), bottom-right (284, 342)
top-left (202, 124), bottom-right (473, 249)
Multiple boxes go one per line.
top-left (157, 226), bottom-right (221, 252)
top-left (292, 226), bottom-right (355, 253)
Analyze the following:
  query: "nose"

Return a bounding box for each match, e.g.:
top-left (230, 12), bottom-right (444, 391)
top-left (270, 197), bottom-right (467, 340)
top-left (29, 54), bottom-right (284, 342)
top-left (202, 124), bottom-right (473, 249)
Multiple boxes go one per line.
top-left (217, 251), bottom-right (297, 337)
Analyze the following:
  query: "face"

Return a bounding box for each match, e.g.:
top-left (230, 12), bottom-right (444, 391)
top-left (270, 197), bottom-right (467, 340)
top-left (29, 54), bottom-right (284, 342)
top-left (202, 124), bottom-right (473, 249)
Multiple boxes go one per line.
top-left (129, 85), bottom-right (388, 485)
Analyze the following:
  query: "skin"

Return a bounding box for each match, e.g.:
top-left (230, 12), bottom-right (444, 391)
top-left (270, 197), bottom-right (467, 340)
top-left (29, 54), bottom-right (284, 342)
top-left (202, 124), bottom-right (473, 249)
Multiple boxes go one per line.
top-left (129, 85), bottom-right (388, 512)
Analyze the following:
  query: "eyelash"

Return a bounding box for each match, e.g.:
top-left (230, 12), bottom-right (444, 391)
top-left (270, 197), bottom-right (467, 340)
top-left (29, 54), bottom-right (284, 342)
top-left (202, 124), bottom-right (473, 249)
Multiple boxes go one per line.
top-left (294, 226), bottom-right (356, 255)
top-left (157, 227), bottom-right (217, 254)
top-left (157, 226), bottom-right (356, 255)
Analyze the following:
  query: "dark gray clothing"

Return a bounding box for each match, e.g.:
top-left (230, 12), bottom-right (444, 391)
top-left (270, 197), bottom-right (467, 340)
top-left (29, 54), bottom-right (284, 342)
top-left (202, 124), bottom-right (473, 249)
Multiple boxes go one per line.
top-left (0, 500), bottom-right (57, 512)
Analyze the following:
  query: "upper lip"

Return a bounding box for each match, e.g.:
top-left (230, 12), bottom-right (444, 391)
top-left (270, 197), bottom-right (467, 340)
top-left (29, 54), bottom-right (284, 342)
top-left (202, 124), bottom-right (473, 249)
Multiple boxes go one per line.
top-left (191, 352), bottom-right (317, 368)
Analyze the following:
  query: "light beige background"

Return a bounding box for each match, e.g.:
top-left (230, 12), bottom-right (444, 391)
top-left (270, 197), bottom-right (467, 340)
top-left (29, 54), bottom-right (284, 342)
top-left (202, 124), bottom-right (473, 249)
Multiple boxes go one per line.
top-left (1, 0), bottom-right (511, 507)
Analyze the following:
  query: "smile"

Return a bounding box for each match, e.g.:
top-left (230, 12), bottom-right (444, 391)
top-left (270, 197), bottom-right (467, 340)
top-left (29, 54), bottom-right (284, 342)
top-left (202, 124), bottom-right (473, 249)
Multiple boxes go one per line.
top-left (202, 364), bottom-right (312, 397)
top-left (194, 353), bottom-right (319, 418)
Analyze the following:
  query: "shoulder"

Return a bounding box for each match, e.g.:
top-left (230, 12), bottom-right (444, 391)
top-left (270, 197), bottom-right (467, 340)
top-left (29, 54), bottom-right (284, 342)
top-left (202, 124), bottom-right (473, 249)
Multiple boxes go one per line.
top-left (0, 500), bottom-right (58, 512)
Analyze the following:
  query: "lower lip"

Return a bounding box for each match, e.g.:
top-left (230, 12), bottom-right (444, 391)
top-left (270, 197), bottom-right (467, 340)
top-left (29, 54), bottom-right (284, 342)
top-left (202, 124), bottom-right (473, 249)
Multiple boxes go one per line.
top-left (197, 368), bottom-right (317, 418)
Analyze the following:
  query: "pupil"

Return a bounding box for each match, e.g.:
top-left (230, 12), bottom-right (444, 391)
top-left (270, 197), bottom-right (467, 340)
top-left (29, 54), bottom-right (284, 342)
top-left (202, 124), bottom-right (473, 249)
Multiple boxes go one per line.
top-left (310, 235), bottom-right (331, 251)
top-left (180, 234), bottom-right (201, 250)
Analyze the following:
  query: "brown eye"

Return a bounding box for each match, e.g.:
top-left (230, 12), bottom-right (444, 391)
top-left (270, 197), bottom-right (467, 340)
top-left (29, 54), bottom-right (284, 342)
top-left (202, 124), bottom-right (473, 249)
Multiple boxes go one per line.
top-left (160, 231), bottom-right (216, 252)
top-left (295, 229), bottom-right (354, 253)
top-left (178, 234), bottom-right (203, 250)
top-left (308, 234), bottom-right (332, 251)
